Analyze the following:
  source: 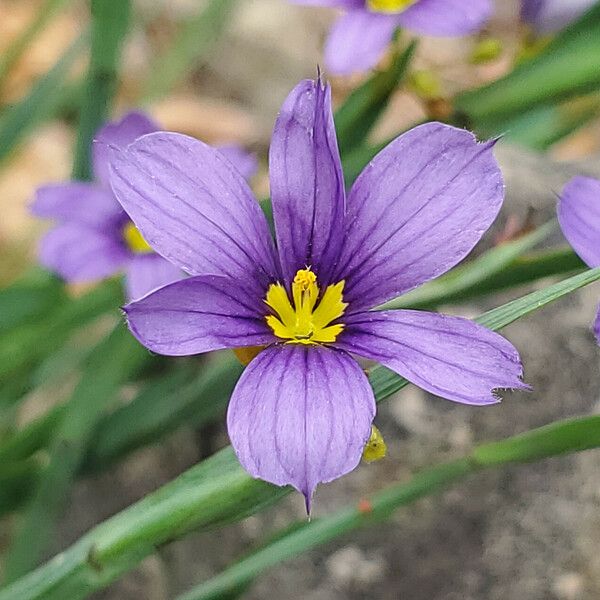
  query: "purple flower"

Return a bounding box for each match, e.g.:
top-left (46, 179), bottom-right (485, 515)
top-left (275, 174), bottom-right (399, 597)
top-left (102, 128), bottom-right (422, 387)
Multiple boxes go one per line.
top-left (557, 176), bottom-right (600, 343)
top-left (111, 78), bottom-right (527, 509)
top-left (521, 0), bottom-right (595, 34)
top-left (291, 0), bottom-right (492, 75)
top-left (31, 111), bottom-right (258, 300)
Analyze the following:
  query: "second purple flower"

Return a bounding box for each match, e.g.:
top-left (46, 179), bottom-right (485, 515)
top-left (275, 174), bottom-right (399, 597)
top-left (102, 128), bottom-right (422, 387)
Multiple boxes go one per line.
top-left (292, 0), bottom-right (492, 75)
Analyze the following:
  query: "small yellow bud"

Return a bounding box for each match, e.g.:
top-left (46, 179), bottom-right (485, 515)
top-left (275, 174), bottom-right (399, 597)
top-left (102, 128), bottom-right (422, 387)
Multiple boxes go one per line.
top-left (362, 425), bottom-right (387, 463)
top-left (408, 70), bottom-right (442, 101)
top-left (470, 38), bottom-right (503, 65)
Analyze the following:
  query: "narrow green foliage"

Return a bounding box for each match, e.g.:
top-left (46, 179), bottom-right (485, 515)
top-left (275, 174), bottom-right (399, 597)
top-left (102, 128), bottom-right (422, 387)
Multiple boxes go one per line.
top-left (178, 414), bottom-right (600, 600)
top-left (142, 0), bottom-right (238, 102)
top-left (455, 3), bottom-right (600, 126)
top-left (0, 448), bottom-right (288, 600)
top-left (335, 41), bottom-right (417, 153)
top-left (471, 246), bottom-right (585, 297)
top-left (83, 353), bottom-right (243, 473)
top-left (0, 280), bottom-right (122, 392)
top-left (2, 324), bottom-right (148, 583)
top-left (0, 34), bottom-right (86, 164)
top-left (487, 95), bottom-right (600, 149)
top-left (0, 272), bottom-right (66, 335)
top-left (475, 266), bottom-right (600, 331)
top-left (0, 405), bottom-right (65, 465)
top-left (0, 459), bottom-right (43, 516)
top-left (474, 415), bottom-right (600, 466)
top-left (72, 0), bottom-right (132, 180)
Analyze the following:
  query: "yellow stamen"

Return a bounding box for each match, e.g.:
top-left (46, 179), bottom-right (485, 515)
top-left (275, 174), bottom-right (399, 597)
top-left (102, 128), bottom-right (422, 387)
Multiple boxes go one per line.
top-left (367, 0), bottom-right (418, 14)
top-left (123, 222), bottom-right (152, 254)
top-left (265, 268), bottom-right (347, 345)
top-left (362, 425), bottom-right (387, 463)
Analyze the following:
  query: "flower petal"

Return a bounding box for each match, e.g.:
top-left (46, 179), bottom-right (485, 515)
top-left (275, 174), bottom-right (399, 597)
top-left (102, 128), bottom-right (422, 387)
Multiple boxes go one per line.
top-left (38, 222), bottom-right (128, 282)
top-left (125, 254), bottom-right (184, 301)
top-left (397, 0), bottom-right (491, 36)
top-left (337, 310), bottom-right (528, 405)
top-left (110, 132), bottom-right (280, 297)
top-left (123, 274), bottom-right (276, 356)
top-left (335, 122), bottom-right (504, 311)
top-left (521, 0), bottom-right (595, 34)
top-left (269, 78), bottom-right (345, 286)
top-left (31, 183), bottom-right (122, 229)
top-left (217, 144), bottom-right (258, 181)
top-left (557, 176), bottom-right (600, 268)
top-left (324, 10), bottom-right (398, 75)
top-left (227, 343), bottom-right (375, 509)
top-left (93, 111), bottom-right (158, 186)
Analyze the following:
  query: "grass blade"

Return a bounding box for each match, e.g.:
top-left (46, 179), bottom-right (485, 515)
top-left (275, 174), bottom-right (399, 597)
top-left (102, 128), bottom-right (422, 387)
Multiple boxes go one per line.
top-left (141, 0), bottom-right (238, 102)
top-left (2, 324), bottom-right (148, 583)
top-left (0, 34), bottom-right (86, 164)
top-left (71, 0), bottom-right (131, 179)
top-left (454, 3), bottom-right (600, 126)
top-left (178, 414), bottom-right (600, 600)
top-left (335, 41), bottom-right (417, 154)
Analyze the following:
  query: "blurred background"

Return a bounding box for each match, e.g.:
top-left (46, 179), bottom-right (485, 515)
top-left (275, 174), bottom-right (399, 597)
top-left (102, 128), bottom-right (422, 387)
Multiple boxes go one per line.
top-left (2, 0), bottom-right (600, 598)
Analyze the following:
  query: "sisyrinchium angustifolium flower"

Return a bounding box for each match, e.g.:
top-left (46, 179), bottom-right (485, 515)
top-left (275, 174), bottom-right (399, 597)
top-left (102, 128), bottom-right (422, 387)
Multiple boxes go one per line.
top-left (31, 112), bottom-right (258, 301)
top-left (558, 176), bottom-right (600, 343)
top-left (521, 0), bottom-right (596, 34)
top-left (111, 77), bottom-right (528, 510)
top-left (290, 0), bottom-right (492, 75)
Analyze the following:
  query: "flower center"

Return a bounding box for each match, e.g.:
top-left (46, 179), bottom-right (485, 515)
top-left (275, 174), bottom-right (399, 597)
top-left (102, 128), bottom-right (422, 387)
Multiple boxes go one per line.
top-left (366, 0), bottom-right (418, 14)
top-left (123, 222), bottom-right (153, 254)
top-left (265, 268), bottom-right (347, 345)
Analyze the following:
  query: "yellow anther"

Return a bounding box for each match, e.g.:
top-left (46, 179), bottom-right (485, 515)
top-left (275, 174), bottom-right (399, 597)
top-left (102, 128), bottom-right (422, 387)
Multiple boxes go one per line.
top-left (293, 269), bottom-right (317, 290)
top-left (123, 222), bottom-right (152, 254)
top-left (265, 268), bottom-right (347, 345)
top-left (362, 425), bottom-right (387, 463)
top-left (367, 0), bottom-right (417, 14)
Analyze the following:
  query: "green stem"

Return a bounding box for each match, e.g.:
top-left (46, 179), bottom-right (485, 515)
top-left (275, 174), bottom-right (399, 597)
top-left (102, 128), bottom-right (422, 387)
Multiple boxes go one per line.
top-left (0, 34), bottom-right (86, 164)
top-left (71, 0), bottom-right (131, 180)
top-left (178, 416), bottom-right (600, 600)
top-left (2, 325), bottom-right (147, 583)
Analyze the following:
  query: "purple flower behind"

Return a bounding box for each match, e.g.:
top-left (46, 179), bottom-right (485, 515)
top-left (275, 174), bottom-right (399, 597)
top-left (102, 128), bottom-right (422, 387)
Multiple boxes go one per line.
top-left (557, 175), bottom-right (600, 343)
top-left (112, 77), bottom-right (528, 510)
top-left (291, 0), bottom-right (492, 75)
top-left (31, 111), bottom-right (258, 300)
top-left (521, 0), bottom-right (596, 34)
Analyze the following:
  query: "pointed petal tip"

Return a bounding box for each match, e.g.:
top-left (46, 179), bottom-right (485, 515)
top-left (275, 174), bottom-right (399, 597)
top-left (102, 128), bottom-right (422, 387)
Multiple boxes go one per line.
top-left (227, 345), bottom-right (376, 507)
top-left (303, 488), bottom-right (314, 516)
